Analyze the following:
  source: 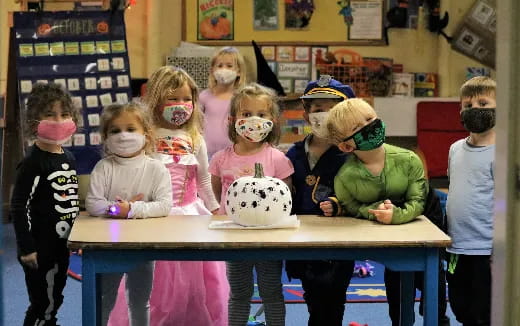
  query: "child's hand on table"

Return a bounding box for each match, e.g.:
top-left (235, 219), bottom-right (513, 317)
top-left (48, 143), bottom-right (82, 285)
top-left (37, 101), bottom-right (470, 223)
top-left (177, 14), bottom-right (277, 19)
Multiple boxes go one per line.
top-left (320, 201), bottom-right (334, 216)
top-left (108, 193), bottom-right (144, 218)
top-left (368, 199), bottom-right (394, 224)
top-left (211, 209), bottom-right (219, 215)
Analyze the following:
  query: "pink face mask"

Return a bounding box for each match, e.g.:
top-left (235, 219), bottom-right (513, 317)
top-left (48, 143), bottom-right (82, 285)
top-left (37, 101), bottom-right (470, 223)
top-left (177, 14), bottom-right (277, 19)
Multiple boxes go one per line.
top-left (160, 102), bottom-right (193, 126)
top-left (37, 119), bottom-right (77, 145)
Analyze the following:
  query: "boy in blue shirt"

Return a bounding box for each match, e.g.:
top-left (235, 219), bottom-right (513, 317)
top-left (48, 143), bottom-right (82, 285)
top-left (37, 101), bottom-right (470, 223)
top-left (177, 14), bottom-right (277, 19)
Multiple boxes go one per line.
top-left (285, 75), bottom-right (355, 326)
top-left (446, 76), bottom-right (495, 326)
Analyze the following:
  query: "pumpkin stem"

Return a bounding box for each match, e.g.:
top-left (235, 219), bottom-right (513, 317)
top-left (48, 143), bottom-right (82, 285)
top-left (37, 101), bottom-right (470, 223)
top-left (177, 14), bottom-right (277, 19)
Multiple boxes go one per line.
top-left (254, 162), bottom-right (264, 178)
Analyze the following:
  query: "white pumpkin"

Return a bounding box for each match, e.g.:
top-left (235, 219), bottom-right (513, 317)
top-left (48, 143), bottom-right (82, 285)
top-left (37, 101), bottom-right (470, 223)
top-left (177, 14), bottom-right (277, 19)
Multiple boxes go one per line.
top-left (225, 163), bottom-right (292, 226)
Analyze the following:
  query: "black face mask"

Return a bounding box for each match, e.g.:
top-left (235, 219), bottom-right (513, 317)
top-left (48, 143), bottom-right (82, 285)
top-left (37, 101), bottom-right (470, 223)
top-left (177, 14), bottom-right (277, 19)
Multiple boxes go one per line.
top-left (460, 108), bottom-right (496, 133)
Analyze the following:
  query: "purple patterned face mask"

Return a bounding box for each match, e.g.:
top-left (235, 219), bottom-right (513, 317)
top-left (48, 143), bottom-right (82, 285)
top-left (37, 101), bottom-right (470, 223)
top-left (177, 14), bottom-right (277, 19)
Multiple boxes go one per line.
top-left (160, 102), bottom-right (193, 126)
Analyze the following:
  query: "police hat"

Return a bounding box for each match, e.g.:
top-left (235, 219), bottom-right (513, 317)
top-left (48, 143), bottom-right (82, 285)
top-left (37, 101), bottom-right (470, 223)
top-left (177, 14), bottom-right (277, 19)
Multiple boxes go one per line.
top-left (300, 75), bottom-right (356, 99)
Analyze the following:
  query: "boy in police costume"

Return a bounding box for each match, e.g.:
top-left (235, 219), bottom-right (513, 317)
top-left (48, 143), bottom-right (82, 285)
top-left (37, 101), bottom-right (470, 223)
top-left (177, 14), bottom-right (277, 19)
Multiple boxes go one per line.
top-left (285, 75), bottom-right (355, 326)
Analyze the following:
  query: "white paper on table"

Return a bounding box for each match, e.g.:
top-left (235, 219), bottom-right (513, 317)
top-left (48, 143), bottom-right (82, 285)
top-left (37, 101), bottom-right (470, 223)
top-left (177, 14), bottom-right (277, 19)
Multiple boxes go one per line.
top-left (208, 215), bottom-right (300, 230)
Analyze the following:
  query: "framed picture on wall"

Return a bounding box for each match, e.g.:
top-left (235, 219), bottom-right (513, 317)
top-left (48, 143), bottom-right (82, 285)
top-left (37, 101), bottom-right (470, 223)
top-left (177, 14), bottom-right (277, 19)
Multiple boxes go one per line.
top-left (294, 46), bottom-right (310, 62)
top-left (261, 46), bottom-right (276, 60)
top-left (279, 78), bottom-right (293, 94)
top-left (276, 46), bottom-right (295, 62)
top-left (197, 0), bottom-right (234, 40)
top-left (348, 0), bottom-right (384, 41)
top-left (253, 0), bottom-right (278, 30)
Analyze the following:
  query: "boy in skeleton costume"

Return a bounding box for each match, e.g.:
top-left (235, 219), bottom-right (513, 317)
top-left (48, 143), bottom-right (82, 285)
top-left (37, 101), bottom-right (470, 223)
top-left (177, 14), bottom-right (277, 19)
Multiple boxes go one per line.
top-left (10, 83), bottom-right (80, 326)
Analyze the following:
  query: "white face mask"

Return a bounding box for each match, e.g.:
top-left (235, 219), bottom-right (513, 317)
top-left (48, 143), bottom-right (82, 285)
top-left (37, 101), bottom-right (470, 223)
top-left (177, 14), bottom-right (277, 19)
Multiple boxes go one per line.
top-left (213, 68), bottom-right (238, 85)
top-left (235, 116), bottom-right (273, 142)
top-left (308, 112), bottom-right (330, 139)
top-left (106, 132), bottom-right (146, 157)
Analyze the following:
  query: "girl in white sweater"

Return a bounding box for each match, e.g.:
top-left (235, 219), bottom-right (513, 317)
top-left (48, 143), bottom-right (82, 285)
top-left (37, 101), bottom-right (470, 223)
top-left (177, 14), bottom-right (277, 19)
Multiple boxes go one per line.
top-left (86, 102), bottom-right (172, 326)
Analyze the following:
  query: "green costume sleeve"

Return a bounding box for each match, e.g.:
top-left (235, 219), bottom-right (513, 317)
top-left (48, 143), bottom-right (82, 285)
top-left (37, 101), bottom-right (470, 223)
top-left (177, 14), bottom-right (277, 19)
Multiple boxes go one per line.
top-left (334, 176), bottom-right (383, 220)
top-left (390, 152), bottom-right (427, 224)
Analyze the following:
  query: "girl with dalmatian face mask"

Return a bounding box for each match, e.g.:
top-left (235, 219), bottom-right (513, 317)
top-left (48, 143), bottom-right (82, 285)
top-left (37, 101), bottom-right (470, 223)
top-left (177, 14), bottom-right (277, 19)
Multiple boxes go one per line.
top-left (209, 83), bottom-right (294, 326)
top-left (10, 82), bottom-right (81, 326)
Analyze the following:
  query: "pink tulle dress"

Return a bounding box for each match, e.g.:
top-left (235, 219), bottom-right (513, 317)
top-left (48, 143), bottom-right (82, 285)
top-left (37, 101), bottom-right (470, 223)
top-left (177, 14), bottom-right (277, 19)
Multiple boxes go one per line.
top-left (108, 129), bottom-right (229, 326)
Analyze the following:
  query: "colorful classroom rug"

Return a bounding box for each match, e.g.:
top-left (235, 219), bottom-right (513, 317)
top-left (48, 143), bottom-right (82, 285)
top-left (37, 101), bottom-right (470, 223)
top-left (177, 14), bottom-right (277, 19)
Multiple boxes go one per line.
top-left (68, 255), bottom-right (426, 303)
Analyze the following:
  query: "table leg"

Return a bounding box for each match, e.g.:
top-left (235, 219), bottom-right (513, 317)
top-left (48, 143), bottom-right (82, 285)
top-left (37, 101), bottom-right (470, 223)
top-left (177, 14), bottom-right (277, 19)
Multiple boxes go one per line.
top-left (400, 271), bottom-right (415, 326)
top-left (82, 251), bottom-right (99, 325)
top-left (423, 248), bottom-right (439, 326)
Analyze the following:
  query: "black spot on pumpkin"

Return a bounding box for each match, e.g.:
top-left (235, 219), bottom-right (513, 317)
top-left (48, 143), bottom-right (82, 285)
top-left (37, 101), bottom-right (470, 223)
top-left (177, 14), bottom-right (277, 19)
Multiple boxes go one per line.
top-left (240, 202), bottom-right (246, 207)
top-left (275, 182), bottom-right (280, 185)
top-left (252, 182), bottom-right (256, 185)
top-left (234, 191), bottom-right (238, 197)
top-left (226, 200), bottom-right (229, 205)
top-left (252, 201), bottom-right (258, 208)
top-left (267, 187), bottom-right (274, 192)
top-left (273, 198), bottom-right (278, 202)
top-left (231, 208), bottom-right (235, 214)
top-left (232, 181), bottom-right (238, 187)
top-left (258, 190), bottom-right (267, 199)
top-left (265, 206), bottom-right (270, 211)
top-left (241, 187), bottom-right (247, 193)
top-left (253, 189), bottom-right (256, 194)
top-left (289, 200), bottom-right (292, 205)
top-left (245, 182), bottom-right (250, 186)
top-left (280, 190), bottom-right (285, 195)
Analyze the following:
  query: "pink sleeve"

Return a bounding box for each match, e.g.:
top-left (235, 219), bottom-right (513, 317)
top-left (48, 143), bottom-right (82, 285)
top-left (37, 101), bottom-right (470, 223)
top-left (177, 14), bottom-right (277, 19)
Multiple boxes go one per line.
top-left (272, 148), bottom-right (294, 180)
top-left (208, 149), bottom-right (223, 176)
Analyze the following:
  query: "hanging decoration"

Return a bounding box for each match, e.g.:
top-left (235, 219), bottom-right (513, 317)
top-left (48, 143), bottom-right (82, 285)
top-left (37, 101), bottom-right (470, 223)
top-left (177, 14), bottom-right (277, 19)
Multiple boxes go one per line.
top-left (337, 0), bottom-right (353, 25)
top-left (284, 0), bottom-right (315, 29)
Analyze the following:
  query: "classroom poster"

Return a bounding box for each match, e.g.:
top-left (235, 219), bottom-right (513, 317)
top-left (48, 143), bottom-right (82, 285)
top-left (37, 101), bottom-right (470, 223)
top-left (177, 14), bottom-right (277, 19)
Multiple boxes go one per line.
top-left (12, 11), bottom-right (132, 174)
top-left (197, 0), bottom-right (234, 40)
top-left (253, 0), bottom-right (278, 30)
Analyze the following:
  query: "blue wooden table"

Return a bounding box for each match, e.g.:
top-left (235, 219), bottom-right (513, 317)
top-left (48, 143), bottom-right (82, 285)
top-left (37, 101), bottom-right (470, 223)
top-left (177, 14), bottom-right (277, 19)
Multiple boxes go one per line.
top-left (68, 214), bottom-right (451, 326)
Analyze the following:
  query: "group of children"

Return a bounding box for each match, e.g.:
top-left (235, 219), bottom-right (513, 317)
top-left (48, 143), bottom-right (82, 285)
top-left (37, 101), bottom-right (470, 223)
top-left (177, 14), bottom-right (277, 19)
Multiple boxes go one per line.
top-left (10, 45), bottom-right (495, 326)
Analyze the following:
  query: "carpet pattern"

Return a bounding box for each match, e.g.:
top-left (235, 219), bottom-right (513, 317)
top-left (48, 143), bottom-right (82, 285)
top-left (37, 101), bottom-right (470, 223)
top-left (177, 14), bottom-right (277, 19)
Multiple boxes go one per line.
top-left (68, 255), bottom-right (425, 303)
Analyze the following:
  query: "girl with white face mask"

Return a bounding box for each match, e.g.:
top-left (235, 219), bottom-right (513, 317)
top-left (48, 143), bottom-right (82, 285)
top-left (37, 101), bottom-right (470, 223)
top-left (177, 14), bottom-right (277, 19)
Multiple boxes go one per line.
top-left (85, 103), bottom-right (173, 326)
top-left (200, 46), bottom-right (248, 159)
top-left (119, 66), bottom-right (226, 326)
top-left (209, 83), bottom-right (294, 326)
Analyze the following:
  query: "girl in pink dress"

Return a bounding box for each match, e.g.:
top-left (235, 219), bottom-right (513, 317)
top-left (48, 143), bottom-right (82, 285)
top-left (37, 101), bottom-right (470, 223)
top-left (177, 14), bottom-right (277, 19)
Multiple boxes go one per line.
top-left (200, 46), bottom-right (247, 159)
top-left (108, 66), bottom-right (228, 326)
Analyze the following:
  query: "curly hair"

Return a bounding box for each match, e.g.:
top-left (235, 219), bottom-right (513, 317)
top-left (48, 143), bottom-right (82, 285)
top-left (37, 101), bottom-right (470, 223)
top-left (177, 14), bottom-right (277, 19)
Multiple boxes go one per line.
top-left (228, 83), bottom-right (281, 145)
top-left (24, 82), bottom-right (80, 139)
top-left (143, 66), bottom-right (203, 151)
top-left (99, 102), bottom-right (155, 155)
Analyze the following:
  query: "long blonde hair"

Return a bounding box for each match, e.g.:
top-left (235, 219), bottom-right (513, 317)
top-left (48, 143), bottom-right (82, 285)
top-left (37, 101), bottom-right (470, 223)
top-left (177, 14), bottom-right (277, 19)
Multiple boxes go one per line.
top-left (228, 83), bottom-right (281, 145)
top-left (99, 102), bottom-right (155, 155)
top-left (143, 66), bottom-right (203, 150)
top-left (327, 98), bottom-right (377, 145)
top-left (208, 47), bottom-right (248, 90)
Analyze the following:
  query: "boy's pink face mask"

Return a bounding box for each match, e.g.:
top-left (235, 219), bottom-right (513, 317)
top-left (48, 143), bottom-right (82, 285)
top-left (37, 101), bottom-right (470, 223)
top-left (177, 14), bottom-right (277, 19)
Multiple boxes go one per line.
top-left (37, 119), bottom-right (77, 144)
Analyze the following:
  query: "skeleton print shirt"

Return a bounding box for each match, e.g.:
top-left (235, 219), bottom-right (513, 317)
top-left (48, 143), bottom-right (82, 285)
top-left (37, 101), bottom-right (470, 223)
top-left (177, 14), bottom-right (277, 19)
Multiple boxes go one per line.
top-left (11, 145), bottom-right (79, 256)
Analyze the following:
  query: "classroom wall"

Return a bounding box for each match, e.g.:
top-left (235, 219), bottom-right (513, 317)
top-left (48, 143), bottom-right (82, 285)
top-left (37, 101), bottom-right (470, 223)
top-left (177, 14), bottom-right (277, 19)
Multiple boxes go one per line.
top-left (1, 0), bottom-right (491, 97)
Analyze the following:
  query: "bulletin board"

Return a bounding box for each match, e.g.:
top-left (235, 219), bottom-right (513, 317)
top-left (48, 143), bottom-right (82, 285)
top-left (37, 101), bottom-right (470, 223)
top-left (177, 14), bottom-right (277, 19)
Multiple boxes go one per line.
top-left (182, 0), bottom-right (386, 46)
top-left (8, 10), bottom-right (133, 174)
